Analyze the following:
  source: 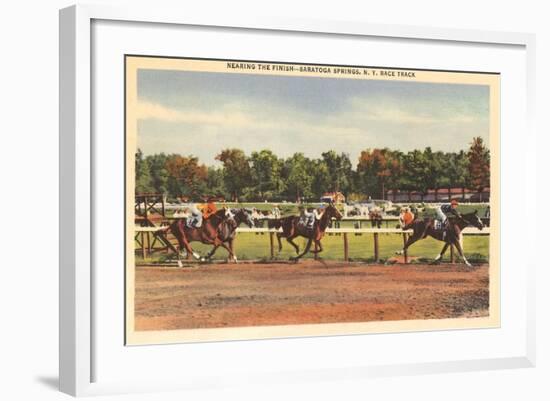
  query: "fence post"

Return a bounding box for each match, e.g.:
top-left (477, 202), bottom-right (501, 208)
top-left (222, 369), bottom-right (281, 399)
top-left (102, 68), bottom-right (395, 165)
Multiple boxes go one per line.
top-left (343, 233), bottom-right (349, 262)
top-left (402, 233), bottom-right (408, 264)
top-left (141, 231), bottom-right (147, 259)
top-left (374, 233), bottom-right (380, 263)
top-left (269, 232), bottom-right (275, 259)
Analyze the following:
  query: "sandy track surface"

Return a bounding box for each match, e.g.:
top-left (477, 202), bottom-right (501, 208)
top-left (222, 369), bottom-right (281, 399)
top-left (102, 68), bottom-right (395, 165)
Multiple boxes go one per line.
top-left (134, 260), bottom-right (489, 331)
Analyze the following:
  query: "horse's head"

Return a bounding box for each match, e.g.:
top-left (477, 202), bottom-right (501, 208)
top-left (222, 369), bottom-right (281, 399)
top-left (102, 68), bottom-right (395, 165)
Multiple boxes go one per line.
top-left (221, 207), bottom-right (236, 225)
top-left (325, 203), bottom-right (343, 220)
top-left (234, 208), bottom-right (255, 228)
top-left (462, 210), bottom-right (484, 230)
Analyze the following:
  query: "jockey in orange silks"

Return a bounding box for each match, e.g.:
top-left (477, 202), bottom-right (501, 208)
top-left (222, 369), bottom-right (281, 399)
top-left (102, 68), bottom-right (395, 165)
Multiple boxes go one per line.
top-left (201, 197), bottom-right (218, 219)
top-left (399, 207), bottom-right (415, 229)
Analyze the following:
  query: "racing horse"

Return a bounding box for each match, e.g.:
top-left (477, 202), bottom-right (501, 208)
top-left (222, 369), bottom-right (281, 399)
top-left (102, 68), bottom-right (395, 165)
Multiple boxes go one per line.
top-left (398, 211), bottom-right (484, 267)
top-left (169, 208), bottom-right (235, 266)
top-left (268, 204), bottom-right (343, 261)
top-left (202, 208), bottom-right (255, 262)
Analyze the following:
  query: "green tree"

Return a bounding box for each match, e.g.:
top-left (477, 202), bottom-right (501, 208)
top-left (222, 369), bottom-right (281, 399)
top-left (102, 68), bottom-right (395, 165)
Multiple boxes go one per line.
top-left (386, 150), bottom-right (404, 194)
top-left (455, 151), bottom-right (471, 189)
top-left (215, 148), bottom-right (251, 201)
top-left (135, 149), bottom-right (153, 193)
top-left (205, 166), bottom-right (226, 199)
top-left (422, 147), bottom-right (439, 197)
top-left (249, 149), bottom-right (285, 200)
top-left (321, 151), bottom-right (354, 195)
top-left (433, 151), bottom-right (451, 190)
top-left (146, 153), bottom-right (169, 195)
top-left (467, 137), bottom-right (490, 200)
top-left (311, 159), bottom-right (332, 199)
top-left (402, 149), bottom-right (431, 199)
top-left (283, 153), bottom-right (313, 202)
top-left (356, 148), bottom-right (402, 199)
top-left (445, 150), bottom-right (470, 199)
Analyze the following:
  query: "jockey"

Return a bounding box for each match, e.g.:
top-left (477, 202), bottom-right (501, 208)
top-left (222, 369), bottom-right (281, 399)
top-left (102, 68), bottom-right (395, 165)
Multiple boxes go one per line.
top-left (185, 203), bottom-right (203, 228)
top-left (299, 205), bottom-right (324, 230)
top-left (200, 197), bottom-right (218, 220)
top-left (436, 199), bottom-right (461, 229)
top-left (399, 207), bottom-right (415, 228)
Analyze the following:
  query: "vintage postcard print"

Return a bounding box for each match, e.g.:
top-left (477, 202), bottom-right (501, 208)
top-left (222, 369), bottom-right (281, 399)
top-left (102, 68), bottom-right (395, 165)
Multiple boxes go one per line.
top-left (125, 56), bottom-right (499, 345)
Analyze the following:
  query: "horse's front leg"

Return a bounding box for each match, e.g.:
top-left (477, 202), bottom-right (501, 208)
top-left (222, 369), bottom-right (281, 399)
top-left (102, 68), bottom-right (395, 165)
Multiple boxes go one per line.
top-left (226, 237), bottom-right (238, 263)
top-left (453, 238), bottom-right (472, 267)
top-left (396, 233), bottom-right (420, 255)
top-left (276, 232), bottom-right (284, 252)
top-left (311, 239), bottom-right (323, 254)
top-left (206, 244), bottom-right (220, 260)
top-left (286, 235), bottom-right (301, 255)
top-left (216, 239), bottom-right (236, 263)
top-left (180, 236), bottom-right (202, 262)
top-left (291, 238), bottom-right (313, 261)
top-left (434, 242), bottom-right (449, 264)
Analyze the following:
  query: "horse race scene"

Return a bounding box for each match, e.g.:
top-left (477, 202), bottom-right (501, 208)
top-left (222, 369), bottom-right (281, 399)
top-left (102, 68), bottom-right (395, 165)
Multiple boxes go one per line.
top-left (125, 56), bottom-right (499, 344)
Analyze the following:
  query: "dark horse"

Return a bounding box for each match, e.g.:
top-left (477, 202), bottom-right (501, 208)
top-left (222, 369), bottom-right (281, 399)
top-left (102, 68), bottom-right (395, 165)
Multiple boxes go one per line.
top-left (202, 208), bottom-right (255, 262)
top-left (268, 204), bottom-right (343, 261)
top-left (398, 211), bottom-right (484, 267)
top-left (169, 208), bottom-right (234, 266)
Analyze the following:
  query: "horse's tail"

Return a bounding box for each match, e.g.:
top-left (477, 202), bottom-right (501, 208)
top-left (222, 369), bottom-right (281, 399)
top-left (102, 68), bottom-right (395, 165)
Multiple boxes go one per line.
top-left (167, 219), bottom-right (185, 243)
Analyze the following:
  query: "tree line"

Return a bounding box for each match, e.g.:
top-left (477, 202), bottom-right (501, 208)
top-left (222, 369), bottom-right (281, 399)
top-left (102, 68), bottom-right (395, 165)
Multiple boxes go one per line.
top-left (135, 137), bottom-right (490, 202)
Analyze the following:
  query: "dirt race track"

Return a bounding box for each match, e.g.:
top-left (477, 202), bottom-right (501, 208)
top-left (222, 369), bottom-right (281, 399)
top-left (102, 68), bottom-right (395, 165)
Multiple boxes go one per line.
top-left (135, 260), bottom-right (489, 331)
top-left (134, 261), bottom-right (490, 331)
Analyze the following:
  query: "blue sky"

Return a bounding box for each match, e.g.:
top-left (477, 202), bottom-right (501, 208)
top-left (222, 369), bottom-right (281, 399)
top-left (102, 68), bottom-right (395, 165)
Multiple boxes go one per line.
top-left (136, 68), bottom-right (490, 166)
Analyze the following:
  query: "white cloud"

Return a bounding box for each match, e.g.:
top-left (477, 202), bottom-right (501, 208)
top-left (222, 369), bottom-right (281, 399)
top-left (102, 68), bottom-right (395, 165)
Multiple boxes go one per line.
top-left (137, 96), bottom-right (488, 162)
top-left (136, 100), bottom-right (258, 128)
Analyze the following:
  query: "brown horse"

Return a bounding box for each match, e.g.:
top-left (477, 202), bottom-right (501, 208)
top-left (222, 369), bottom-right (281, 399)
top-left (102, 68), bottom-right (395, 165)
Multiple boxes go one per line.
top-left (169, 208), bottom-right (234, 266)
top-left (398, 211), bottom-right (484, 267)
top-left (202, 208), bottom-right (255, 262)
top-left (268, 204), bottom-right (343, 261)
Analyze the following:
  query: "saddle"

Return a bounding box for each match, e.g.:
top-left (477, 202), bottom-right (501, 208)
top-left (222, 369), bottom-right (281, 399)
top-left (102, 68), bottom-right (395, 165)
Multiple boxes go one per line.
top-left (186, 216), bottom-right (202, 229)
top-left (298, 215), bottom-right (315, 230)
top-left (433, 219), bottom-right (456, 241)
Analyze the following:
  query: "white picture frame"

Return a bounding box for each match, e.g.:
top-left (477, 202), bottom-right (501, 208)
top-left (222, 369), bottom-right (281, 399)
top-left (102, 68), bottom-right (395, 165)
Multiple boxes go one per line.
top-left (59, 4), bottom-right (536, 397)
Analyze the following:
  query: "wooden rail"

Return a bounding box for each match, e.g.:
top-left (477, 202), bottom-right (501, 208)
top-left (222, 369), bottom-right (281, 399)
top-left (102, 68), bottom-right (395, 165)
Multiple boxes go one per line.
top-left (133, 226), bottom-right (176, 258)
top-left (135, 225), bottom-right (489, 262)
top-left (235, 226), bottom-right (489, 263)
top-left (234, 227), bottom-right (490, 235)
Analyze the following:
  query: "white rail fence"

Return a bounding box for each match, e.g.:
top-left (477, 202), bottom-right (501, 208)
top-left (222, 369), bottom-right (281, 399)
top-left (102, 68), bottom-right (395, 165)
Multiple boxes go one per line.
top-left (135, 225), bottom-right (489, 263)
